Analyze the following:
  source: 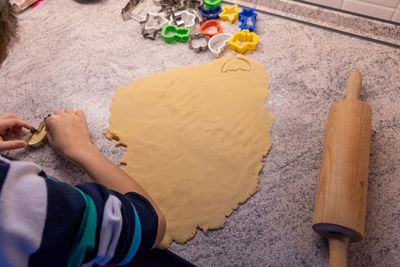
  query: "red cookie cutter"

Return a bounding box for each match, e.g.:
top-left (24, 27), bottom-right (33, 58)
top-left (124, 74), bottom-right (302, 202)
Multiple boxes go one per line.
top-left (198, 19), bottom-right (222, 37)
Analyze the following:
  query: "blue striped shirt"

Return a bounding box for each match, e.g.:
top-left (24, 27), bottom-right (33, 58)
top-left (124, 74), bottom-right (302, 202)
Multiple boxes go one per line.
top-left (0, 155), bottom-right (158, 267)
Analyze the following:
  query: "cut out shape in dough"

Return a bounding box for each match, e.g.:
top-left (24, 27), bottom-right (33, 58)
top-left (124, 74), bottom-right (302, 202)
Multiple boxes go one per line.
top-left (106, 55), bottom-right (273, 247)
top-left (221, 57), bottom-right (252, 73)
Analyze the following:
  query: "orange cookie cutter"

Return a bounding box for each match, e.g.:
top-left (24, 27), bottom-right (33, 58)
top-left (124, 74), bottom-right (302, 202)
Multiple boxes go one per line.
top-left (198, 19), bottom-right (222, 37)
top-left (227, 29), bottom-right (259, 54)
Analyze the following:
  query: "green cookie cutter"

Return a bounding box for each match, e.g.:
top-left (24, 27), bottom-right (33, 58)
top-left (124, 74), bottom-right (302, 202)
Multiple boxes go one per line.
top-left (161, 24), bottom-right (191, 44)
top-left (204, 0), bottom-right (221, 9)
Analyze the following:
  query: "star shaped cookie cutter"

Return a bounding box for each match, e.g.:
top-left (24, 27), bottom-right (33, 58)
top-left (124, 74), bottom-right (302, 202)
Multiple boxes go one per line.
top-left (143, 12), bottom-right (169, 30)
top-left (227, 29), bottom-right (259, 54)
top-left (219, 4), bottom-right (240, 23)
top-left (189, 33), bottom-right (210, 52)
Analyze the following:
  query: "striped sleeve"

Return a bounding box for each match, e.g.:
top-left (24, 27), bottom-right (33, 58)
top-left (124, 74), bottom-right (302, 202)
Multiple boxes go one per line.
top-left (0, 155), bottom-right (159, 267)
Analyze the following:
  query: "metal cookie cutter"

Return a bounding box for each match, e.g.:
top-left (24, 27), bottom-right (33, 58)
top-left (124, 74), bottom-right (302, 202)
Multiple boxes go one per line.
top-left (208, 32), bottom-right (232, 57)
top-left (143, 12), bottom-right (169, 30)
top-left (24, 116), bottom-right (49, 148)
top-left (121, 0), bottom-right (160, 22)
top-left (184, 0), bottom-right (203, 9)
top-left (172, 10), bottom-right (197, 28)
top-left (141, 28), bottom-right (160, 40)
top-left (189, 33), bottom-right (210, 52)
top-left (141, 12), bottom-right (169, 40)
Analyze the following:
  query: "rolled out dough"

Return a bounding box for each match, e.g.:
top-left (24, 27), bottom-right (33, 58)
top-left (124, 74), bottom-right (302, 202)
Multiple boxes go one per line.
top-left (106, 55), bottom-right (273, 247)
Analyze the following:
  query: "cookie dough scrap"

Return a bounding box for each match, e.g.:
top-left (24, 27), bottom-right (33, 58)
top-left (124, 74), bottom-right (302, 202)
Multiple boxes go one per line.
top-left (106, 55), bottom-right (273, 247)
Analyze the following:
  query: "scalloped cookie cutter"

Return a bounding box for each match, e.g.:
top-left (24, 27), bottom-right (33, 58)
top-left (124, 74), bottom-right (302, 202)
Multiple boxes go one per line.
top-left (189, 33), bottom-right (210, 52)
top-left (208, 33), bottom-right (232, 57)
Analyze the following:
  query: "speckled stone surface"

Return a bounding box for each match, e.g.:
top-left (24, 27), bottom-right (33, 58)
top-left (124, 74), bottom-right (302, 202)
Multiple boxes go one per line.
top-left (1, 0), bottom-right (400, 266)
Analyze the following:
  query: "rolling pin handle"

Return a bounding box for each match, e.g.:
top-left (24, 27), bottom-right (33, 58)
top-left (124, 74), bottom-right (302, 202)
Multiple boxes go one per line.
top-left (328, 234), bottom-right (350, 267)
top-left (346, 69), bottom-right (362, 100)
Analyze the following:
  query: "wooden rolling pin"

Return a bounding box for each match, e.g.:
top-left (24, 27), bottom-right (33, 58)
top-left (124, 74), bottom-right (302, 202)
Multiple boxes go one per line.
top-left (312, 70), bottom-right (372, 267)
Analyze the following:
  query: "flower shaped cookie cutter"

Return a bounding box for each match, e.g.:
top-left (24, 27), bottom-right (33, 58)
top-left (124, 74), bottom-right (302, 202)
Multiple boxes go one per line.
top-left (208, 33), bottom-right (232, 57)
top-left (170, 10), bottom-right (197, 28)
top-left (189, 33), bottom-right (210, 52)
top-left (227, 29), bottom-right (259, 53)
top-left (161, 24), bottom-right (191, 43)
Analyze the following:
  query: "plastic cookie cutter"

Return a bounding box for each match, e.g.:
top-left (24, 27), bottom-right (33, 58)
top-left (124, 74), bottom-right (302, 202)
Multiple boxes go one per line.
top-left (161, 24), bottom-right (191, 43)
top-left (203, 0), bottom-right (221, 9)
top-left (219, 4), bottom-right (240, 23)
top-left (199, 19), bottom-right (222, 37)
top-left (143, 12), bottom-right (169, 30)
top-left (121, 0), bottom-right (160, 22)
top-left (208, 32), bottom-right (232, 57)
top-left (189, 33), bottom-right (210, 52)
top-left (199, 6), bottom-right (222, 20)
top-left (238, 8), bottom-right (257, 32)
top-left (172, 10), bottom-right (197, 28)
top-left (227, 29), bottom-right (259, 53)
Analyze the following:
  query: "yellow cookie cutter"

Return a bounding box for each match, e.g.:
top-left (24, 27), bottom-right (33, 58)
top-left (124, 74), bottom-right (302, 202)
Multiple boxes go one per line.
top-left (227, 29), bottom-right (259, 54)
top-left (219, 4), bottom-right (240, 23)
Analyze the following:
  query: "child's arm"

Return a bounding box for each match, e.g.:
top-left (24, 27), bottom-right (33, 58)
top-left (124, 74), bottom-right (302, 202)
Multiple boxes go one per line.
top-left (45, 108), bottom-right (166, 248)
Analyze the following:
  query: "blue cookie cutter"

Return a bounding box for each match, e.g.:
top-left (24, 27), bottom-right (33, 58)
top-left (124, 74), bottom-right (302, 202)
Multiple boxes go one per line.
top-left (199, 6), bottom-right (222, 20)
top-left (238, 8), bottom-right (257, 32)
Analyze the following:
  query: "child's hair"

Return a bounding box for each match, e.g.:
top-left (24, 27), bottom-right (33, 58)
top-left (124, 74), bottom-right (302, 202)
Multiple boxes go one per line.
top-left (0, 0), bottom-right (18, 65)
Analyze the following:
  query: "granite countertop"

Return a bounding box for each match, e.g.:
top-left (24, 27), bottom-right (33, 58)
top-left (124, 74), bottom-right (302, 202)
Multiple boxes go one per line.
top-left (1, 0), bottom-right (399, 266)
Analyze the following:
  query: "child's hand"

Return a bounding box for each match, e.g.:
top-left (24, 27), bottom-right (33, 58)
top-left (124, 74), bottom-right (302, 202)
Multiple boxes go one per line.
top-left (0, 113), bottom-right (33, 151)
top-left (46, 108), bottom-right (95, 163)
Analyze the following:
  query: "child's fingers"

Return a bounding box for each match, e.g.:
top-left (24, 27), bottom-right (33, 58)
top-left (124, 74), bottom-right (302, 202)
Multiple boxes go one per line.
top-left (65, 107), bottom-right (74, 114)
top-left (0, 113), bottom-right (18, 120)
top-left (76, 109), bottom-right (85, 118)
top-left (0, 140), bottom-right (27, 151)
top-left (0, 118), bottom-right (33, 132)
